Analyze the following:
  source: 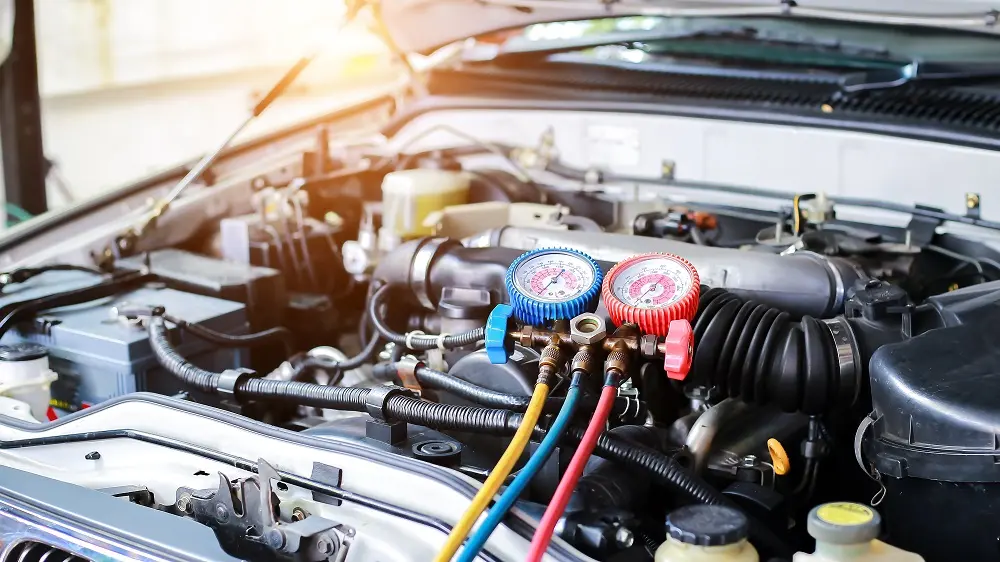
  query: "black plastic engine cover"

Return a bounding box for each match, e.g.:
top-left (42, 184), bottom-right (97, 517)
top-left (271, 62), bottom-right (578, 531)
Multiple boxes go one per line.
top-left (868, 320), bottom-right (1000, 562)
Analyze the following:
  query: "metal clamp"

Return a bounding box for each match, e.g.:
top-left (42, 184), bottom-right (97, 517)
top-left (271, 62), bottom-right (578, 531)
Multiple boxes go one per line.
top-left (410, 238), bottom-right (455, 310)
top-left (396, 356), bottom-right (424, 396)
top-left (364, 384), bottom-right (412, 422)
top-left (821, 316), bottom-right (862, 405)
top-left (218, 368), bottom-right (256, 398)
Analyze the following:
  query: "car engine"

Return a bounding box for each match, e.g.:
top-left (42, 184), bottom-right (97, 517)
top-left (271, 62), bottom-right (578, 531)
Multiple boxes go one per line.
top-left (0, 104), bottom-right (999, 562)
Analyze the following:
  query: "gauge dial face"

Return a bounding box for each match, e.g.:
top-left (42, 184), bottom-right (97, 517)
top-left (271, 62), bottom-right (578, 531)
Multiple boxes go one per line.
top-left (610, 255), bottom-right (695, 310)
top-left (512, 251), bottom-right (598, 304)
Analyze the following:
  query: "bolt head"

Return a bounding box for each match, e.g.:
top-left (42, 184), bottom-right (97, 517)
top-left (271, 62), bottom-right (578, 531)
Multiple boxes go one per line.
top-left (176, 495), bottom-right (191, 513)
top-left (570, 313), bottom-right (607, 346)
top-left (214, 503), bottom-right (229, 522)
top-left (615, 527), bottom-right (634, 549)
top-left (740, 454), bottom-right (759, 468)
top-left (316, 537), bottom-right (334, 554)
top-left (266, 529), bottom-right (286, 549)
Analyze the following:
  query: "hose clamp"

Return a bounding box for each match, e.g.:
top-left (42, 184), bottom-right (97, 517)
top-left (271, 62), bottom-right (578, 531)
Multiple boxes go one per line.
top-left (821, 316), bottom-right (862, 405)
top-left (410, 238), bottom-right (452, 310)
top-left (404, 330), bottom-right (425, 350)
top-left (217, 368), bottom-right (257, 398)
top-left (396, 356), bottom-right (424, 396)
top-left (365, 384), bottom-right (413, 422)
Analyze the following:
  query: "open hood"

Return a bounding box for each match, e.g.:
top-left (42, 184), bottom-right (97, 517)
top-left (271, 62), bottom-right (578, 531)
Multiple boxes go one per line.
top-left (378, 0), bottom-right (1000, 53)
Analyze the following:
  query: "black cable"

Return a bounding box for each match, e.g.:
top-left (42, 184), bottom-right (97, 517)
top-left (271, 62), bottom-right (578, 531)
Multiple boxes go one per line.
top-left (0, 264), bottom-right (103, 291)
top-left (367, 284), bottom-right (484, 351)
top-left (162, 314), bottom-right (296, 358)
top-left (0, 272), bottom-right (150, 340)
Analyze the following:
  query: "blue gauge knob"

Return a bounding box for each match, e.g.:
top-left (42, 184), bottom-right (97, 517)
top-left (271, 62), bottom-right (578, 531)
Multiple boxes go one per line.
top-left (505, 248), bottom-right (603, 326)
top-left (485, 304), bottom-right (515, 364)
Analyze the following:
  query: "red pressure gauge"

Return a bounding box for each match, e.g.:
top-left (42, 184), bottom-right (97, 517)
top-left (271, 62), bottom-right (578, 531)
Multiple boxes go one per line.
top-left (601, 253), bottom-right (701, 336)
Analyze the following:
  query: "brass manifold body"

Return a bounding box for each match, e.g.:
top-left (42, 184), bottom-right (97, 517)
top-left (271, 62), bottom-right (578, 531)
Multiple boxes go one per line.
top-left (509, 313), bottom-right (670, 381)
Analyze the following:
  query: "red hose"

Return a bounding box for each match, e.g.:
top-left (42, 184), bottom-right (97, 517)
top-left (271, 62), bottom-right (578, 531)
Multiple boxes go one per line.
top-left (526, 381), bottom-right (619, 561)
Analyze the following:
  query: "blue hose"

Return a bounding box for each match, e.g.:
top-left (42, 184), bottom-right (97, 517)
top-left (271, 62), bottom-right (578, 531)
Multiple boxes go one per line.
top-left (456, 377), bottom-right (582, 562)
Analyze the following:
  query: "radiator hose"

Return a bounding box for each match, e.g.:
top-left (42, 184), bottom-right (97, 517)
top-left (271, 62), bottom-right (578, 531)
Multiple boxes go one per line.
top-left (692, 287), bottom-right (858, 414)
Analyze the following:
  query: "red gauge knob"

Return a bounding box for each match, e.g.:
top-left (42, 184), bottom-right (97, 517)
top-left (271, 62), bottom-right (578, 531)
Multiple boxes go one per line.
top-left (601, 252), bottom-right (701, 336)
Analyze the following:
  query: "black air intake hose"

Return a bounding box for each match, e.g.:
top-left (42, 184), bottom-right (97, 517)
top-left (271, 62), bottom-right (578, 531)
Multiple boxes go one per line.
top-left (692, 287), bottom-right (856, 414)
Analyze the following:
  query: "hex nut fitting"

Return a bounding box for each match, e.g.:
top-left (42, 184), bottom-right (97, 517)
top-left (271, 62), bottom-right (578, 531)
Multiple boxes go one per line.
top-left (570, 313), bottom-right (607, 346)
top-left (639, 334), bottom-right (659, 358)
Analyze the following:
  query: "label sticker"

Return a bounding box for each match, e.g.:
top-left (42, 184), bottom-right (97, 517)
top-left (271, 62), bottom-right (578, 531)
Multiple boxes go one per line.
top-left (585, 124), bottom-right (640, 169)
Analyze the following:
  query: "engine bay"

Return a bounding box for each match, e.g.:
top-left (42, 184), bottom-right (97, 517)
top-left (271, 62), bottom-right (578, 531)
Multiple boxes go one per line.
top-left (1, 103), bottom-right (1000, 562)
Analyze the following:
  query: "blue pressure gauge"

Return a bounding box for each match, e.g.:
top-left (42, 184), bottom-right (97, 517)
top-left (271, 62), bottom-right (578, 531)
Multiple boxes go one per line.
top-left (504, 248), bottom-right (603, 325)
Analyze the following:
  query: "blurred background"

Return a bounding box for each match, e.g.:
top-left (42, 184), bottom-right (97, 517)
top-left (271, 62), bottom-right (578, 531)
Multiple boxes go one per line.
top-left (3, 0), bottom-right (399, 223)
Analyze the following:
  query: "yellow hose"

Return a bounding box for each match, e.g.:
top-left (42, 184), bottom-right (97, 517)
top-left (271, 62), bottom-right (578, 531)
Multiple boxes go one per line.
top-left (434, 382), bottom-right (551, 562)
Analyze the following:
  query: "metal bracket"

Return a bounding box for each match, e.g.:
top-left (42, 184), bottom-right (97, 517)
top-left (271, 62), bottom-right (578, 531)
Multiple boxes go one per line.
top-left (175, 459), bottom-right (352, 561)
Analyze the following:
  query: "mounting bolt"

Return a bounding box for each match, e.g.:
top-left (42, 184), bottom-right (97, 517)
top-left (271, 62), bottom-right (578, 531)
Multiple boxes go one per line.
top-left (85, 451), bottom-right (101, 460)
top-left (615, 527), bottom-right (634, 549)
top-left (266, 529), bottom-right (286, 550)
top-left (176, 494), bottom-right (191, 513)
top-left (214, 503), bottom-right (229, 523)
top-left (316, 537), bottom-right (334, 555)
top-left (741, 454), bottom-right (759, 469)
top-left (291, 507), bottom-right (308, 521)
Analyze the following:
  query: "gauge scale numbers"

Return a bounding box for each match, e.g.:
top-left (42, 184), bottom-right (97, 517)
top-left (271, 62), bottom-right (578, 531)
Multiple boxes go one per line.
top-left (610, 256), bottom-right (694, 309)
top-left (512, 252), bottom-right (597, 304)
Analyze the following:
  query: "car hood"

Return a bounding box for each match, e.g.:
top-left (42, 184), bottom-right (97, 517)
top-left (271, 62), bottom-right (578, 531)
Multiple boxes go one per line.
top-left (378, 0), bottom-right (1000, 53)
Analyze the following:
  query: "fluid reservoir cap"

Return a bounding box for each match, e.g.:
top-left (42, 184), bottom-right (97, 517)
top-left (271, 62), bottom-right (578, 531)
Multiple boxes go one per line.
top-left (485, 304), bottom-right (515, 364)
top-left (665, 505), bottom-right (748, 547)
top-left (807, 502), bottom-right (881, 545)
top-left (0, 343), bottom-right (47, 362)
top-left (505, 248), bottom-right (603, 325)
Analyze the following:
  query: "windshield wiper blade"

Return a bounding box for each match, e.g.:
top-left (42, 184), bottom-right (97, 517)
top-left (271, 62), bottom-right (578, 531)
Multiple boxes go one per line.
top-left (490, 26), bottom-right (888, 61)
top-left (840, 61), bottom-right (1000, 93)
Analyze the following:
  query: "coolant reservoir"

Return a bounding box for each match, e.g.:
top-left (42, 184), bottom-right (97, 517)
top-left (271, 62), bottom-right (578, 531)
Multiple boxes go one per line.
top-left (655, 505), bottom-right (759, 562)
top-left (793, 503), bottom-right (923, 562)
top-left (0, 343), bottom-right (57, 421)
top-left (381, 169), bottom-right (469, 240)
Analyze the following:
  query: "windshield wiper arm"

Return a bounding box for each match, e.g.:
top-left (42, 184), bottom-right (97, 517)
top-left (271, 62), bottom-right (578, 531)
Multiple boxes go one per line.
top-left (491, 26), bottom-right (888, 61)
top-left (840, 61), bottom-right (1000, 93)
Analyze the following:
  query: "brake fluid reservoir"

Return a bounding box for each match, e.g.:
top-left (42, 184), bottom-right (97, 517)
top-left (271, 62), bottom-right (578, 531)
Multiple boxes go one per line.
top-left (0, 343), bottom-right (57, 421)
top-left (655, 505), bottom-right (759, 562)
top-left (793, 503), bottom-right (923, 562)
top-left (381, 169), bottom-right (469, 240)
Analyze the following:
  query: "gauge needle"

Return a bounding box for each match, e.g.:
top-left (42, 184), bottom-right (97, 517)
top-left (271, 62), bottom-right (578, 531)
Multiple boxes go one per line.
top-left (543, 269), bottom-right (566, 292)
top-left (638, 283), bottom-right (657, 303)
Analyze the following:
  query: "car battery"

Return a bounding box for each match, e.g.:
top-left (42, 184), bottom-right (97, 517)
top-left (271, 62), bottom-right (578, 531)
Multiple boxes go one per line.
top-left (0, 270), bottom-right (248, 414)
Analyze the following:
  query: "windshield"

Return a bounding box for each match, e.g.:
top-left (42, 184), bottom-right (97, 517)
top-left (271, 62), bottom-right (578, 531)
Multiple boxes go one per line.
top-left (0, 0), bottom-right (396, 232)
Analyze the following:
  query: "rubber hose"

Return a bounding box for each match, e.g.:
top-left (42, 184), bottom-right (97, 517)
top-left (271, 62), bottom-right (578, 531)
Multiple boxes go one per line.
top-left (163, 313), bottom-right (296, 358)
top-left (414, 365), bottom-right (530, 410)
top-left (368, 284), bottom-right (484, 350)
top-left (693, 287), bottom-right (850, 414)
top-left (147, 316), bottom-right (220, 392)
top-left (404, 364), bottom-right (638, 418)
top-left (301, 332), bottom-right (382, 372)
